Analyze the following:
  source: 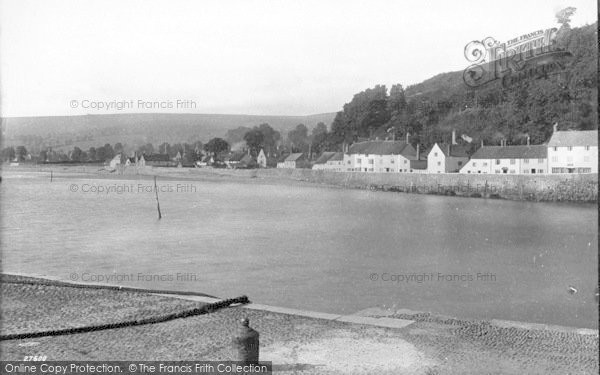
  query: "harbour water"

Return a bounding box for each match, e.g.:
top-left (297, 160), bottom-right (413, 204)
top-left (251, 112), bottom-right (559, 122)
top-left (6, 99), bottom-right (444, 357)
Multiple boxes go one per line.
top-left (1, 170), bottom-right (597, 328)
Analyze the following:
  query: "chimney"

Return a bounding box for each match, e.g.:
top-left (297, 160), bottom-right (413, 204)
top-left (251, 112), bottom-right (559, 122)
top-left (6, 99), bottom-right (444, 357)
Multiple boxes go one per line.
top-left (481, 139), bottom-right (484, 147)
top-left (553, 123), bottom-right (558, 133)
top-left (452, 129), bottom-right (457, 145)
top-left (447, 144), bottom-right (450, 156)
top-left (416, 144), bottom-right (420, 160)
top-left (406, 132), bottom-right (410, 143)
top-left (527, 136), bottom-right (530, 146)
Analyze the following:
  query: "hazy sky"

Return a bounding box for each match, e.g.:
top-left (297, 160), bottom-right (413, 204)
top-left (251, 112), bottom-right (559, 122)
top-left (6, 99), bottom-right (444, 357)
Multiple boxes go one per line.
top-left (0, 0), bottom-right (597, 117)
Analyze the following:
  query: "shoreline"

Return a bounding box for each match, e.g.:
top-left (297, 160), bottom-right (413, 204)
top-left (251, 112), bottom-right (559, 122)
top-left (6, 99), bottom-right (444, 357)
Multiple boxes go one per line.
top-left (2, 164), bottom-right (598, 204)
top-left (1, 273), bottom-right (598, 373)
top-left (3, 272), bottom-right (598, 333)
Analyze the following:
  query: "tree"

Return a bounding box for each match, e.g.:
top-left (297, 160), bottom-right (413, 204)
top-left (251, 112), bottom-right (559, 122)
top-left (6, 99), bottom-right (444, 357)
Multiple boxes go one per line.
top-left (1, 146), bottom-right (16, 162)
top-left (287, 124), bottom-right (309, 153)
top-left (225, 126), bottom-right (253, 145)
top-left (71, 147), bottom-right (83, 162)
top-left (244, 129), bottom-right (265, 156)
top-left (204, 138), bottom-right (230, 158)
top-left (257, 123), bottom-right (281, 156)
top-left (114, 142), bottom-right (124, 154)
top-left (87, 147), bottom-right (97, 161)
top-left (158, 142), bottom-right (170, 155)
top-left (137, 143), bottom-right (154, 155)
top-left (309, 122), bottom-right (329, 154)
top-left (39, 149), bottom-right (48, 162)
top-left (15, 146), bottom-right (28, 161)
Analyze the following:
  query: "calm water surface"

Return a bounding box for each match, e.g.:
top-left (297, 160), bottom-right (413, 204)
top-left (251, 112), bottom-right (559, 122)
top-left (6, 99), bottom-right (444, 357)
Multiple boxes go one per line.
top-left (1, 171), bottom-right (597, 328)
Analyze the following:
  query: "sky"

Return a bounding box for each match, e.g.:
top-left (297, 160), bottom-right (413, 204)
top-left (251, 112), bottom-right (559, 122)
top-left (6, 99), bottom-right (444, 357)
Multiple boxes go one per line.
top-left (0, 0), bottom-right (597, 117)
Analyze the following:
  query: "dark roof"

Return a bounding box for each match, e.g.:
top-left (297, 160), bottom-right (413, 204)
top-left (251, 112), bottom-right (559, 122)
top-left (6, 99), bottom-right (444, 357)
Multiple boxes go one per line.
top-left (547, 130), bottom-right (597, 147)
top-left (240, 154), bottom-right (254, 164)
top-left (410, 160), bottom-right (427, 169)
top-left (144, 154), bottom-right (170, 162)
top-left (470, 145), bottom-right (547, 159)
top-left (328, 152), bottom-right (344, 161)
top-left (347, 141), bottom-right (415, 157)
top-left (285, 153), bottom-right (306, 162)
top-left (434, 143), bottom-right (469, 158)
top-left (227, 153), bottom-right (246, 162)
top-left (276, 154), bottom-right (289, 163)
top-left (314, 152), bottom-right (336, 164)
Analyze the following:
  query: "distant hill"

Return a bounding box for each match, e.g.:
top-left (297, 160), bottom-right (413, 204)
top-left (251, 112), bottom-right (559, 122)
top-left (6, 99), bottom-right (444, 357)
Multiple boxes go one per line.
top-left (1, 112), bottom-right (336, 153)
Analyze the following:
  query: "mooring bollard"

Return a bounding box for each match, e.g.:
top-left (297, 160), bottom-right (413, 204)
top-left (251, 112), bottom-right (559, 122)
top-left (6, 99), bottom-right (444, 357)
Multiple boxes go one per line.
top-left (233, 318), bottom-right (259, 364)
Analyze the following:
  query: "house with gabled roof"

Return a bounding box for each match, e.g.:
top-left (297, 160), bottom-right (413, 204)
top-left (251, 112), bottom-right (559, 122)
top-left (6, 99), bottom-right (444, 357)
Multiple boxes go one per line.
top-left (312, 152), bottom-right (336, 170)
top-left (344, 140), bottom-right (417, 173)
top-left (225, 152), bottom-right (246, 168)
top-left (427, 143), bottom-right (470, 173)
top-left (277, 153), bottom-right (308, 169)
top-left (460, 145), bottom-right (547, 174)
top-left (547, 127), bottom-right (597, 174)
top-left (324, 152), bottom-right (344, 172)
top-left (257, 149), bottom-right (267, 168)
top-left (144, 153), bottom-right (173, 167)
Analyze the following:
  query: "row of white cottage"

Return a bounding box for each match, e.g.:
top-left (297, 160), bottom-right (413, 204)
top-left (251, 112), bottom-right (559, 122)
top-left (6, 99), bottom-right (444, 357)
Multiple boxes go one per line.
top-left (311, 129), bottom-right (597, 175)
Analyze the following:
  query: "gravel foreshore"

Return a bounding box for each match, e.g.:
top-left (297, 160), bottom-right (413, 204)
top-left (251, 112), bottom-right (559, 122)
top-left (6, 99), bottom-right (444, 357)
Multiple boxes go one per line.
top-left (0, 274), bottom-right (598, 374)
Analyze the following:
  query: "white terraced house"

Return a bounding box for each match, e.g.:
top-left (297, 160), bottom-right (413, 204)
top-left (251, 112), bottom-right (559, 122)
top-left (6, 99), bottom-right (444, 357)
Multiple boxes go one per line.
top-left (547, 128), bottom-right (598, 174)
top-left (459, 145), bottom-right (548, 174)
top-left (427, 143), bottom-right (470, 173)
top-left (312, 152), bottom-right (344, 171)
top-left (343, 140), bottom-right (417, 173)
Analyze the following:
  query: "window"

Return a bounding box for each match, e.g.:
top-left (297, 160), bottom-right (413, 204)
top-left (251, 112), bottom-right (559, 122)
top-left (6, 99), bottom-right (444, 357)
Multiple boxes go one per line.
top-left (437, 161), bottom-right (441, 166)
top-left (357, 159), bottom-right (362, 164)
top-left (473, 162), bottom-right (477, 167)
top-left (585, 146), bottom-right (590, 151)
top-left (390, 159), bottom-right (394, 164)
top-left (434, 152), bottom-right (438, 157)
top-left (539, 169), bottom-right (544, 173)
top-left (404, 160), bottom-right (407, 164)
top-left (494, 170), bottom-right (500, 173)
top-left (568, 146), bottom-right (572, 151)
top-left (482, 162), bottom-right (487, 166)
top-left (510, 159), bottom-right (515, 165)
top-left (368, 159), bottom-right (374, 164)
top-left (551, 156), bottom-right (558, 162)
top-left (496, 159), bottom-right (500, 165)
top-left (347, 160), bottom-right (351, 164)
top-left (553, 147), bottom-right (558, 151)
top-left (510, 169), bottom-right (515, 174)
top-left (523, 159), bottom-right (529, 164)
top-left (458, 161), bottom-right (463, 166)
top-left (538, 158), bottom-right (544, 163)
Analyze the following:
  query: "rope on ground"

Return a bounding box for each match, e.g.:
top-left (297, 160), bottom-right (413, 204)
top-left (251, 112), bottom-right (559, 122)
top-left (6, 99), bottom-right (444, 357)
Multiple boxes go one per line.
top-left (0, 274), bottom-right (218, 298)
top-left (0, 295), bottom-right (249, 341)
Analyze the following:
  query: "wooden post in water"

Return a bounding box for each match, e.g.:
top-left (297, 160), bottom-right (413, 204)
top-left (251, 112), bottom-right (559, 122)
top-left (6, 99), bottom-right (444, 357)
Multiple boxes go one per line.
top-left (50, 171), bottom-right (53, 182)
top-left (154, 175), bottom-right (162, 219)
